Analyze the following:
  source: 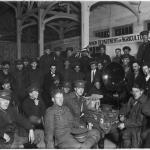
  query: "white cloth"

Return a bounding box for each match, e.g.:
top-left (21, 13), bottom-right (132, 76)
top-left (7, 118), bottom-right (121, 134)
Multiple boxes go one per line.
top-left (91, 70), bottom-right (96, 83)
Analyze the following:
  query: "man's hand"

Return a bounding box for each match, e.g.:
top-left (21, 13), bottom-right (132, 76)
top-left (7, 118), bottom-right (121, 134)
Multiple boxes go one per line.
top-left (28, 129), bottom-right (35, 144)
top-left (118, 123), bottom-right (125, 130)
top-left (3, 133), bottom-right (10, 143)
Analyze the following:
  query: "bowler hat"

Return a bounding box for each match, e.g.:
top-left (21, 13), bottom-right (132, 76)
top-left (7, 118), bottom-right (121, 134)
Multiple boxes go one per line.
top-left (74, 80), bottom-right (85, 88)
top-left (0, 90), bottom-right (11, 101)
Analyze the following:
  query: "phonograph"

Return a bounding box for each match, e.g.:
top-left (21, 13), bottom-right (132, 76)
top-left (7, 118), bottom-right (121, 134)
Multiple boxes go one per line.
top-left (81, 62), bottom-right (125, 134)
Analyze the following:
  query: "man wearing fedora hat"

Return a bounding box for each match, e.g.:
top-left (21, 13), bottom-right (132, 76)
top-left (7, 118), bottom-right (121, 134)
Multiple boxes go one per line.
top-left (0, 90), bottom-right (34, 148)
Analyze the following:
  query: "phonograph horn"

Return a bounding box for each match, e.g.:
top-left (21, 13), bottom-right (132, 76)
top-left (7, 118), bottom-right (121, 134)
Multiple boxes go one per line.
top-left (102, 62), bottom-right (125, 92)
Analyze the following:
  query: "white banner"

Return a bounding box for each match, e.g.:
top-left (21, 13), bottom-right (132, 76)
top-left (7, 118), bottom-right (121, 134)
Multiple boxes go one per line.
top-left (89, 33), bottom-right (144, 47)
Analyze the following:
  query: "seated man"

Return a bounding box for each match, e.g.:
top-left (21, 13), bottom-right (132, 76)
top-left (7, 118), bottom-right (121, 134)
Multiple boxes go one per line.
top-left (0, 90), bottom-right (34, 148)
top-left (118, 81), bottom-right (148, 148)
top-left (44, 89), bottom-right (100, 149)
top-left (22, 83), bottom-right (46, 148)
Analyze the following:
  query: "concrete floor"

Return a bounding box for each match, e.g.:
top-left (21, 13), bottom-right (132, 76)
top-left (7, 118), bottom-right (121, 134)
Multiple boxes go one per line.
top-left (104, 139), bottom-right (117, 148)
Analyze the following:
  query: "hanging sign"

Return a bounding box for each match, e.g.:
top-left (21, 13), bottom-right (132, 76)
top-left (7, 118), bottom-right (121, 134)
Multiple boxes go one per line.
top-left (89, 33), bottom-right (144, 47)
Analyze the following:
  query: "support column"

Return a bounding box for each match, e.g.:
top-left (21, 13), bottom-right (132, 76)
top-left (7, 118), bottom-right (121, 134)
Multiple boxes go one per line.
top-left (38, 8), bottom-right (45, 56)
top-left (81, 2), bottom-right (90, 49)
top-left (17, 18), bottom-right (22, 59)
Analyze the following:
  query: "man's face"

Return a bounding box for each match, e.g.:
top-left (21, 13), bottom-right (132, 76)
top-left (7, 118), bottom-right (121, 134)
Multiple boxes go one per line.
top-left (67, 50), bottom-right (72, 57)
top-left (90, 64), bottom-right (97, 70)
top-left (100, 47), bottom-right (105, 54)
top-left (29, 90), bottom-right (39, 99)
top-left (53, 93), bottom-right (63, 106)
top-left (132, 87), bottom-right (143, 100)
top-left (64, 61), bottom-right (70, 68)
top-left (123, 49), bottom-right (129, 55)
top-left (3, 64), bottom-right (10, 73)
top-left (2, 83), bottom-right (11, 90)
top-left (142, 65), bottom-right (149, 75)
top-left (50, 66), bottom-right (56, 74)
top-left (122, 58), bottom-right (130, 66)
top-left (74, 87), bottom-right (84, 96)
top-left (132, 63), bottom-right (140, 72)
top-left (74, 65), bottom-right (80, 72)
top-left (16, 64), bottom-right (23, 70)
top-left (115, 49), bottom-right (121, 56)
top-left (63, 87), bottom-right (70, 94)
top-left (56, 51), bottom-right (61, 56)
top-left (97, 63), bottom-right (103, 70)
top-left (23, 61), bottom-right (29, 66)
top-left (0, 99), bottom-right (10, 110)
top-left (143, 35), bottom-right (149, 43)
top-left (31, 62), bottom-right (37, 69)
top-left (94, 81), bottom-right (101, 89)
top-left (45, 49), bottom-right (50, 54)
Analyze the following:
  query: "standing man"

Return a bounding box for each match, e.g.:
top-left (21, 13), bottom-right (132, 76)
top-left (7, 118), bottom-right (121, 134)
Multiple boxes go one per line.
top-left (39, 48), bottom-right (55, 76)
top-left (121, 46), bottom-right (135, 66)
top-left (95, 44), bottom-right (111, 67)
top-left (112, 48), bottom-right (122, 64)
top-left (137, 30), bottom-right (150, 66)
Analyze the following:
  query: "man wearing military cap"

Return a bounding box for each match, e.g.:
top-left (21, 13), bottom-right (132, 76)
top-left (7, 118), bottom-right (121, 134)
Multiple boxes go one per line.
top-left (64, 80), bottom-right (86, 124)
top-left (62, 81), bottom-right (72, 94)
top-left (0, 90), bottom-right (35, 148)
top-left (137, 30), bottom-right (150, 66)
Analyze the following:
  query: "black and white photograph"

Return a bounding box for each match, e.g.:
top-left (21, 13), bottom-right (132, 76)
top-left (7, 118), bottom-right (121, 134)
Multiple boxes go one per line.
top-left (0, 0), bottom-right (150, 149)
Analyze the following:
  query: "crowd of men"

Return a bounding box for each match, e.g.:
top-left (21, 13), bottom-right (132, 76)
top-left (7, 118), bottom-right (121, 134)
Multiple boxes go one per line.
top-left (0, 30), bottom-right (150, 148)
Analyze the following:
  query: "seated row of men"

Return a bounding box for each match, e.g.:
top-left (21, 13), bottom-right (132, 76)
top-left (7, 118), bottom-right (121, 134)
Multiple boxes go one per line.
top-left (1, 73), bottom-right (150, 148)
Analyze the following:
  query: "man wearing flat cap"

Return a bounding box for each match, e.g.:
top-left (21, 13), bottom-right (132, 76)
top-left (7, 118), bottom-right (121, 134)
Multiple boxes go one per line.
top-left (0, 90), bottom-right (35, 148)
top-left (121, 46), bottom-right (135, 66)
top-left (137, 30), bottom-right (150, 66)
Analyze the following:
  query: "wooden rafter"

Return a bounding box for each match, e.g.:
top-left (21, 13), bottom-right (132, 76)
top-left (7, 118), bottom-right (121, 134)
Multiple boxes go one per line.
top-left (42, 2), bottom-right (58, 19)
top-left (44, 14), bottom-right (79, 24)
top-left (46, 24), bottom-right (60, 34)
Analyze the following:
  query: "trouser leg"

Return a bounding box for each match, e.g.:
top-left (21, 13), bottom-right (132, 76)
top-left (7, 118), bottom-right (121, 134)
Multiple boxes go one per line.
top-left (80, 129), bottom-right (100, 149)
